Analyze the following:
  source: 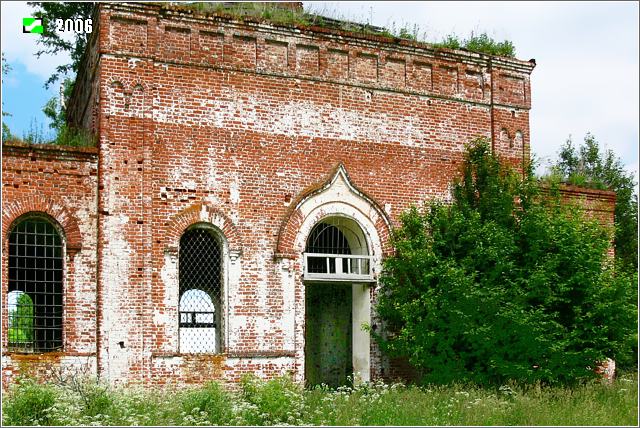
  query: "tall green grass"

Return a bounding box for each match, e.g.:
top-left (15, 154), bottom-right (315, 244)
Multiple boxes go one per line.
top-left (2, 373), bottom-right (637, 426)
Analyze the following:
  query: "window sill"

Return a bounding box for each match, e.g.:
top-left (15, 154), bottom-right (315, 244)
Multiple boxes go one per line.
top-left (151, 352), bottom-right (225, 358)
top-left (2, 351), bottom-right (96, 358)
top-left (150, 350), bottom-right (296, 358)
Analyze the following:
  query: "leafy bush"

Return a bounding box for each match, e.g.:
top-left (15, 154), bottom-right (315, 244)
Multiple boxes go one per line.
top-left (463, 32), bottom-right (515, 57)
top-left (2, 378), bottom-right (59, 426)
top-left (52, 124), bottom-right (96, 147)
top-left (374, 138), bottom-right (636, 386)
top-left (180, 381), bottom-right (234, 425)
top-left (239, 374), bottom-right (304, 425)
top-left (434, 32), bottom-right (516, 57)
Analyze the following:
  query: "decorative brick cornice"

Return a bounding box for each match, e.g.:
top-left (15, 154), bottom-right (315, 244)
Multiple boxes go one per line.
top-left (2, 140), bottom-right (98, 162)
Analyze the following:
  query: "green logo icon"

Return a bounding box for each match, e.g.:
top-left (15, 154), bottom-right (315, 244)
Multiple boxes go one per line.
top-left (23, 18), bottom-right (43, 34)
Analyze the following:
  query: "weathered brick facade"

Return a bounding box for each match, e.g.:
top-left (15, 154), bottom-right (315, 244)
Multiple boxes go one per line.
top-left (2, 143), bottom-right (99, 385)
top-left (1, 2), bottom-right (615, 387)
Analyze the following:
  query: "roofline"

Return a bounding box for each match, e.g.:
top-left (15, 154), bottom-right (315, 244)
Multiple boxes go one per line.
top-left (102, 2), bottom-right (536, 74)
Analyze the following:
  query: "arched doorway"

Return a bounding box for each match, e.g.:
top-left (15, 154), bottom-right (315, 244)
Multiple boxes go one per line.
top-left (303, 216), bottom-right (372, 388)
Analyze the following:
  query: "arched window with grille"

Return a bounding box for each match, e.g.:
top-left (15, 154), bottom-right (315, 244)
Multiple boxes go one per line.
top-left (303, 216), bottom-right (373, 281)
top-left (8, 216), bottom-right (64, 352)
top-left (178, 225), bottom-right (224, 353)
top-left (306, 221), bottom-right (352, 273)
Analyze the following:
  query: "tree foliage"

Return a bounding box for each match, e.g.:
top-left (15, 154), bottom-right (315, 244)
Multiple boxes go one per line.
top-left (2, 52), bottom-right (14, 141)
top-left (28, 2), bottom-right (95, 88)
top-left (375, 139), bottom-right (636, 386)
top-left (546, 133), bottom-right (638, 272)
top-left (8, 293), bottom-right (34, 343)
top-left (43, 78), bottom-right (74, 132)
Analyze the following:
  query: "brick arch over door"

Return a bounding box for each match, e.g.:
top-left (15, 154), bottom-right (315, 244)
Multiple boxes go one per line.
top-left (2, 196), bottom-right (83, 254)
top-left (164, 203), bottom-right (242, 254)
top-left (276, 164), bottom-right (392, 258)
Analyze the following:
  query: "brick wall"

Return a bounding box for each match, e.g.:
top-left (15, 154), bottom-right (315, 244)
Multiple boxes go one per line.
top-left (556, 184), bottom-right (617, 227)
top-left (1, 142), bottom-right (99, 386)
top-left (79, 2), bottom-right (537, 385)
top-left (548, 184), bottom-right (617, 256)
top-left (3, 2), bottom-right (542, 387)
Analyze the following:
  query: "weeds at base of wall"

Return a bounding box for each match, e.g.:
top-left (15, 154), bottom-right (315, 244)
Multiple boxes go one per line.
top-left (1, 372), bottom-right (637, 426)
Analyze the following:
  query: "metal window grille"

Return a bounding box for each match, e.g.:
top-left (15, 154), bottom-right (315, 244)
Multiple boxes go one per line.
top-left (305, 222), bottom-right (352, 273)
top-left (303, 218), bottom-right (373, 281)
top-left (179, 227), bottom-right (223, 353)
top-left (8, 217), bottom-right (64, 352)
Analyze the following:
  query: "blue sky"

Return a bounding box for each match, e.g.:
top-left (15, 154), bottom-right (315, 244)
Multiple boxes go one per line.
top-left (2, 1), bottom-right (639, 181)
top-left (2, 61), bottom-right (58, 142)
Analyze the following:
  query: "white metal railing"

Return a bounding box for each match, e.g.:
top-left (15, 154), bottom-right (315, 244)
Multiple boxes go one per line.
top-left (303, 253), bottom-right (374, 281)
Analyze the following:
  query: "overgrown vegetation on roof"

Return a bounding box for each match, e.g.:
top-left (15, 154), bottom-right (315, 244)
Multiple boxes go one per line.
top-left (2, 73), bottom-right (96, 148)
top-left (433, 32), bottom-right (516, 58)
top-left (2, 118), bottom-right (96, 148)
top-left (176, 2), bottom-right (517, 58)
top-left (175, 2), bottom-right (387, 35)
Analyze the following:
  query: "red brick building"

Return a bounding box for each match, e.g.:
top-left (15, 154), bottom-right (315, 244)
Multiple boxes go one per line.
top-left (1, 2), bottom-right (615, 387)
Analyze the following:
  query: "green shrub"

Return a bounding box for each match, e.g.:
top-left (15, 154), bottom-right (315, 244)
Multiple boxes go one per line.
top-left (1, 374), bottom-right (637, 425)
top-left (2, 378), bottom-right (59, 426)
top-left (239, 374), bottom-right (304, 425)
top-left (52, 124), bottom-right (96, 147)
top-left (180, 381), bottom-right (234, 425)
top-left (79, 381), bottom-right (114, 418)
top-left (434, 32), bottom-right (515, 57)
top-left (375, 138), bottom-right (636, 386)
top-left (463, 32), bottom-right (515, 57)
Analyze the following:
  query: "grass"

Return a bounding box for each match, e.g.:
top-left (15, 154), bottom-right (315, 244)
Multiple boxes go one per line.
top-left (174, 2), bottom-right (516, 58)
top-left (2, 120), bottom-right (96, 148)
top-left (2, 372), bottom-right (637, 426)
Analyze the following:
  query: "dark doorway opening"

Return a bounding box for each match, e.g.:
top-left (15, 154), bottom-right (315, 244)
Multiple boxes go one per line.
top-left (305, 283), bottom-right (353, 388)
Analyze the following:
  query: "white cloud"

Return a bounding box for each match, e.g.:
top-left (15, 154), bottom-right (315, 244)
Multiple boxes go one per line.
top-left (308, 1), bottom-right (639, 176)
top-left (1, 1), bottom-right (72, 82)
top-left (2, 1), bottom-right (638, 178)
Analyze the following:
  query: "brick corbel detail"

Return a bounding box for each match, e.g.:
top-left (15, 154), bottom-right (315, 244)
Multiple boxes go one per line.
top-left (2, 196), bottom-right (83, 256)
top-left (164, 203), bottom-right (242, 254)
